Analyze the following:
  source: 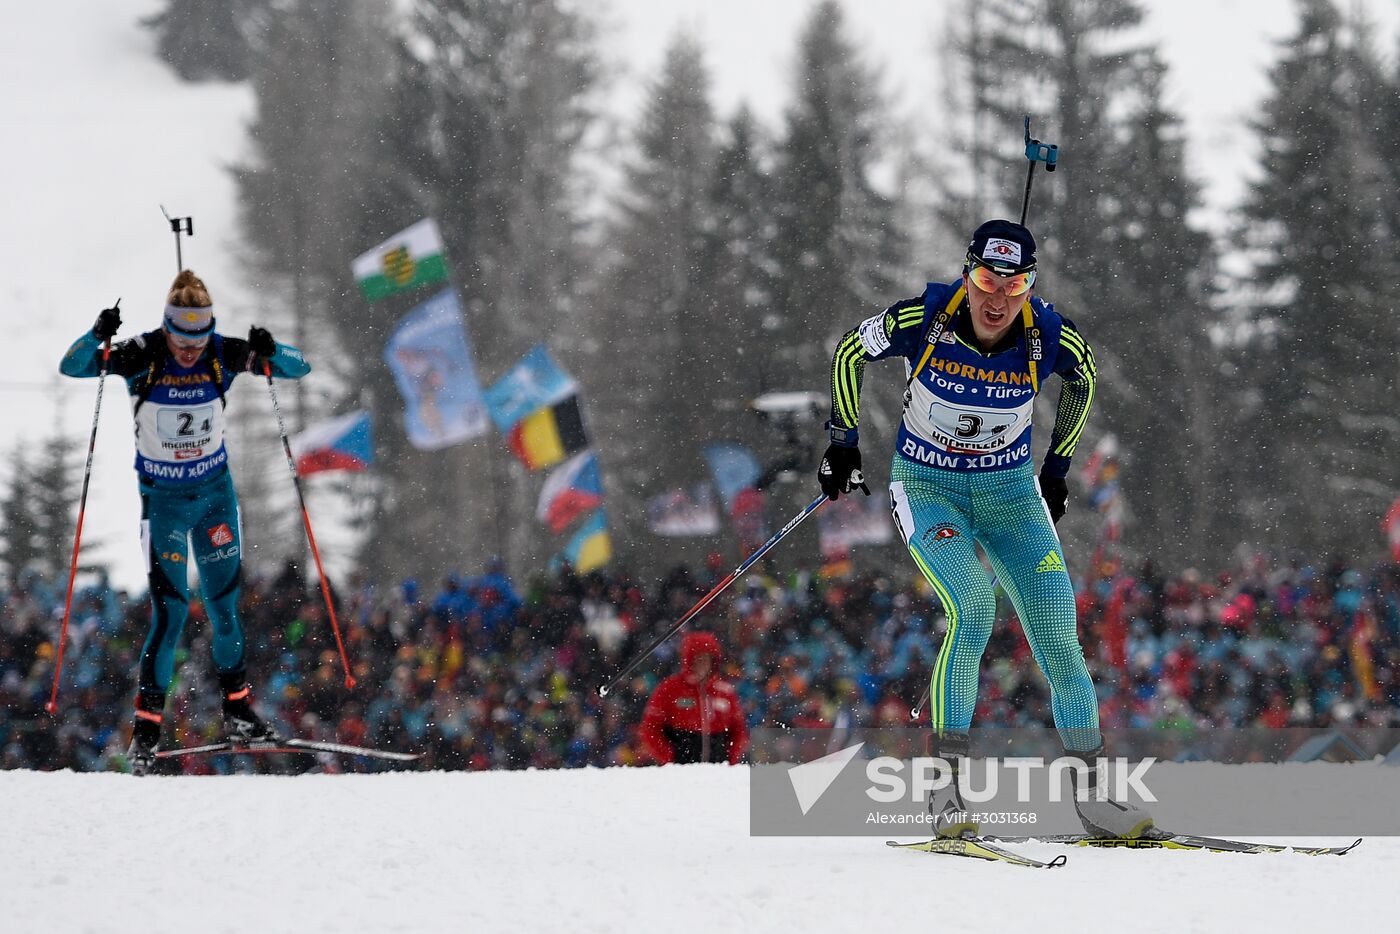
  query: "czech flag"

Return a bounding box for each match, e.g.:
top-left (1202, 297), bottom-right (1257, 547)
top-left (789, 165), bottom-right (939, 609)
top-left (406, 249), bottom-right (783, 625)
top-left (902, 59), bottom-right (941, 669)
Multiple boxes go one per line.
top-left (537, 450), bottom-right (604, 533)
top-left (552, 510), bottom-right (611, 574)
top-left (509, 395), bottom-right (588, 471)
top-left (290, 410), bottom-right (374, 475)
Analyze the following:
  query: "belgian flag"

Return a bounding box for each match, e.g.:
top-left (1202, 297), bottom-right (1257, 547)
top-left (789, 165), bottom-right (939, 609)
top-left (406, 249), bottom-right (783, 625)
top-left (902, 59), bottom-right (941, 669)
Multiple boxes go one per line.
top-left (508, 395), bottom-right (589, 470)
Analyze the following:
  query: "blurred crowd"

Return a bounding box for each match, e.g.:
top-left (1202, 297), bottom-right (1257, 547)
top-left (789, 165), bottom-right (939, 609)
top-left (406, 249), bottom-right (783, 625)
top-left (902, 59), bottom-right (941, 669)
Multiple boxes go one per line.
top-left (2, 549), bottom-right (1398, 773)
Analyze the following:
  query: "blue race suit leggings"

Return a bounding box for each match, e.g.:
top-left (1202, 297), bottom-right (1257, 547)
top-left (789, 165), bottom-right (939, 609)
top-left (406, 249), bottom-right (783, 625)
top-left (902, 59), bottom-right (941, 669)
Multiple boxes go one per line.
top-left (889, 458), bottom-right (1099, 752)
top-left (137, 469), bottom-right (247, 696)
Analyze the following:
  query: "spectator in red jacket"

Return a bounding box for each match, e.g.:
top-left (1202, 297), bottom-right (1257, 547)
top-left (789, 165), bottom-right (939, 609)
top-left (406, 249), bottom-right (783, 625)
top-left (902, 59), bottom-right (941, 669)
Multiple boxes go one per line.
top-left (640, 631), bottom-right (749, 765)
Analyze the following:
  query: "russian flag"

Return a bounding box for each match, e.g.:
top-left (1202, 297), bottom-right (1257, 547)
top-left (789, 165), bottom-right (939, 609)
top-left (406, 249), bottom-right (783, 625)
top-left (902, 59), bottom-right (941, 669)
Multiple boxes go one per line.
top-left (290, 410), bottom-right (374, 476)
top-left (536, 450), bottom-right (603, 533)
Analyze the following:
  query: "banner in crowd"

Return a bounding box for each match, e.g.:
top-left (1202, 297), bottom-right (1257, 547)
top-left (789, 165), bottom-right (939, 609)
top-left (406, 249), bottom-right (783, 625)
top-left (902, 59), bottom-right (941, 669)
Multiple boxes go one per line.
top-left (702, 442), bottom-right (762, 510)
top-left (351, 218), bottom-right (449, 302)
top-left (537, 450), bottom-right (603, 533)
top-left (290, 410), bottom-right (374, 475)
top-left (647, 485), bottom-right (721, 537)
top-left (383, 289), bottom-right (491, 450)
top-left (553, 510), bottom-right (612, 573)
top-left (1081, 434), bottom-right (1123, 543)
top-left (817, 492), bottom-right (892, 558)
top-left (1385, 497), bottom-right (1400, 562)
top-left (731, 487), bottom-right (768, 554)
top-left (483, 345), bottom-right (577, 433)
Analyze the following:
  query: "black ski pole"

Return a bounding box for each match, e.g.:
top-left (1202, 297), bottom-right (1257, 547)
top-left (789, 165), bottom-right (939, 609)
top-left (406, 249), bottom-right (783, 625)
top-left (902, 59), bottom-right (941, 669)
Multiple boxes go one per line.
top-left (599, 486), bottom-right (839, 697)
top-left (160, 205), bottom-right (194, 272)
top-left (1020, 115), bottom-right (1059, 225)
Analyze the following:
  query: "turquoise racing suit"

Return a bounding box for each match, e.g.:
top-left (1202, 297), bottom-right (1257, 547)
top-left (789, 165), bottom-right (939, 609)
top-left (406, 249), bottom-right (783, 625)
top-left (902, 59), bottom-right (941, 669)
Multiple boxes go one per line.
top-left (60, 326), bottom-right (310, 713)
top-left (828, 280), bottom-right (1099, 751)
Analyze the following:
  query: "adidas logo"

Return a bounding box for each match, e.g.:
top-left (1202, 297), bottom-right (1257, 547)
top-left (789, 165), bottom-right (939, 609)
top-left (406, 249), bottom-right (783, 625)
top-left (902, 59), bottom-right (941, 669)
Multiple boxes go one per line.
top-left (1035, 551), bottom-right (1065, 573)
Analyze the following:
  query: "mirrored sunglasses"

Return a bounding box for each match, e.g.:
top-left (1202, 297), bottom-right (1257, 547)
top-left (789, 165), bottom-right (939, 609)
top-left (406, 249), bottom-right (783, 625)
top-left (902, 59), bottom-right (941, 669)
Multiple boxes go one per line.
top-left (967, 260), bottom-right (1036, 297)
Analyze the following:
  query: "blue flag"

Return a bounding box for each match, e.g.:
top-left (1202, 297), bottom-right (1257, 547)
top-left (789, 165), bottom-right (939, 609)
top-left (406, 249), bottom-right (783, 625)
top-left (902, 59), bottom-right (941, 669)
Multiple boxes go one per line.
top-left (483, 345), bottom-right (578, 434)
top-left (702, 442), bottom-right (763, 511)
top-left (384, 289), bottom-right (490, 450)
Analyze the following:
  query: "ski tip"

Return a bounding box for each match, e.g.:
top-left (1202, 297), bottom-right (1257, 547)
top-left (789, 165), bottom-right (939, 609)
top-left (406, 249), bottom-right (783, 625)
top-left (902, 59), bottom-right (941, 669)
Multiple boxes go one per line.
top-left (1049, 854), bottom-right (1068, 868)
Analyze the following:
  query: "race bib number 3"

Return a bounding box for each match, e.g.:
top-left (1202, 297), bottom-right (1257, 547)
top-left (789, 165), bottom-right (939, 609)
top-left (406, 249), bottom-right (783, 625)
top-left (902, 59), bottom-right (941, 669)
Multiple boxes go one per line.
top-left (918, 396), bottom-right (1032, 454)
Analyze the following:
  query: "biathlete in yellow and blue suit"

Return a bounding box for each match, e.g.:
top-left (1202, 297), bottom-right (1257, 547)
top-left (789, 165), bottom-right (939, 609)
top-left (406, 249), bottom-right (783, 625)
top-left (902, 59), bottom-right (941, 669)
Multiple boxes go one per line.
top-left (817, 219), bottom-right (1151, 839)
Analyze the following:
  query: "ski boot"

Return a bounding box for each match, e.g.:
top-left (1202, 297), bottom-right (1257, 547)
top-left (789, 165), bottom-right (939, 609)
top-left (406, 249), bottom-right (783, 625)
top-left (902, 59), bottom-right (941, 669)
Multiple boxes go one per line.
top-left (927, 732), bottom-right (977, 839)
top-left (1067, 745), bottom-right (1154, 839)
top-left (221, 683), bottom-right (280, 744)
top-left (127, 691), bottom-right (164, 776)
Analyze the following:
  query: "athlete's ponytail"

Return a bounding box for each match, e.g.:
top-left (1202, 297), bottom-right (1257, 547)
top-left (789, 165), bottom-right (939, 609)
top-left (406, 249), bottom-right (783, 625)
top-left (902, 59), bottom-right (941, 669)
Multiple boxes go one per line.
top-left (167, 269), bottom-right (212, 308)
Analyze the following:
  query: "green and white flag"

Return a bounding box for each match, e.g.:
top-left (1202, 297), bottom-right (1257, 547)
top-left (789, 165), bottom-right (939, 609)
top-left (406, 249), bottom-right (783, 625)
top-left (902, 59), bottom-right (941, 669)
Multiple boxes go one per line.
top-left (351, 218), bottom-right (449, 302)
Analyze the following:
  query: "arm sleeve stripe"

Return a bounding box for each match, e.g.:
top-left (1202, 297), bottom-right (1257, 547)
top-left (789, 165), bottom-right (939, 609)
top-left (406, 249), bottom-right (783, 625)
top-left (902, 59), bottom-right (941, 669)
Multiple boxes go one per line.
top-left (830, 300), bottom-right (928, 431)
top-left (1051, 368), bottom-right (1095, 457)
top-left (1058, 327), bottom-right (1087, 364)
top-left (831, 330), bottom-right (869, 427)
top-left (1058, 327), bottom-right (1097, 379)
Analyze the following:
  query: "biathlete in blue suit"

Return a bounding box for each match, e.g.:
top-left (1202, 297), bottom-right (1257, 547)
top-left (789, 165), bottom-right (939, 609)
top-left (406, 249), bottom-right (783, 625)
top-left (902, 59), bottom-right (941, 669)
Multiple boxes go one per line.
top-left (819, 220), bottom-right (1151, 839)
top-left (60, 269), bottom-right (310, 773)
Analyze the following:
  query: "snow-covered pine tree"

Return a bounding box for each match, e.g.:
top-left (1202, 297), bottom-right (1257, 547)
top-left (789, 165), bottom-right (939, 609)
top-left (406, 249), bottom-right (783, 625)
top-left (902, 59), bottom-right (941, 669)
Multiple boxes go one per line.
top-left (1226, 0), bottom-right (1400, 555)
top-left (582, 32), bottom-right (720, 568)
top-left (771, 0), bottom-right (907, 381)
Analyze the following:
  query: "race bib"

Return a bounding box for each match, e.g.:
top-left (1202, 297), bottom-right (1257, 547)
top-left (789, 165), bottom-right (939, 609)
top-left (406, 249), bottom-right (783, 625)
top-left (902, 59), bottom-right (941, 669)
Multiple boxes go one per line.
top-left (136, 399), bottom-right (226, 464)
top-left (905, 379), bottom-right (1033, 455)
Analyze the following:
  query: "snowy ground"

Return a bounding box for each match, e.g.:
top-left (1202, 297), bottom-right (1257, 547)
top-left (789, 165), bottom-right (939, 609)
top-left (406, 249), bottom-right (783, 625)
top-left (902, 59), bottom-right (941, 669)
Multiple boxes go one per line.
top-left (1, 764), bottom-right (1394, 933)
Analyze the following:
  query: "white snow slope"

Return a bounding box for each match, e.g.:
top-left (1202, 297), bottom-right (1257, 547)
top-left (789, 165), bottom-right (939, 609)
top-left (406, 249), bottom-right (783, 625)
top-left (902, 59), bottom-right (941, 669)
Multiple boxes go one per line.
top-left (0, 764), bottom-right (1393, 933)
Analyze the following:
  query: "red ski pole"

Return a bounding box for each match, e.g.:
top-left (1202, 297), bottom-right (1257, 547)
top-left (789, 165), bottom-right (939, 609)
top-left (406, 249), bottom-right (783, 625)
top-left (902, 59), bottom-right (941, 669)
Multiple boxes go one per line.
top-left (264, 362), bottom-right (357, 688)
top-left (47, 304), bottom-right (118, 715)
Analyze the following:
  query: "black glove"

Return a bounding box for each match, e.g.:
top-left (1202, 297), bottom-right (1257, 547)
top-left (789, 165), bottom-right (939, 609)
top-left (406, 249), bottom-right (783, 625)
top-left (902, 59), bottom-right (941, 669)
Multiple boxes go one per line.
top-left (248, 326), bottom-right (276, 358)
top-left (818, 443), bottom-right (870, 500)
top-left (92, 305), bottom-right (121, 341)
top-left (1039, 472), bottom-right (1069, 524)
